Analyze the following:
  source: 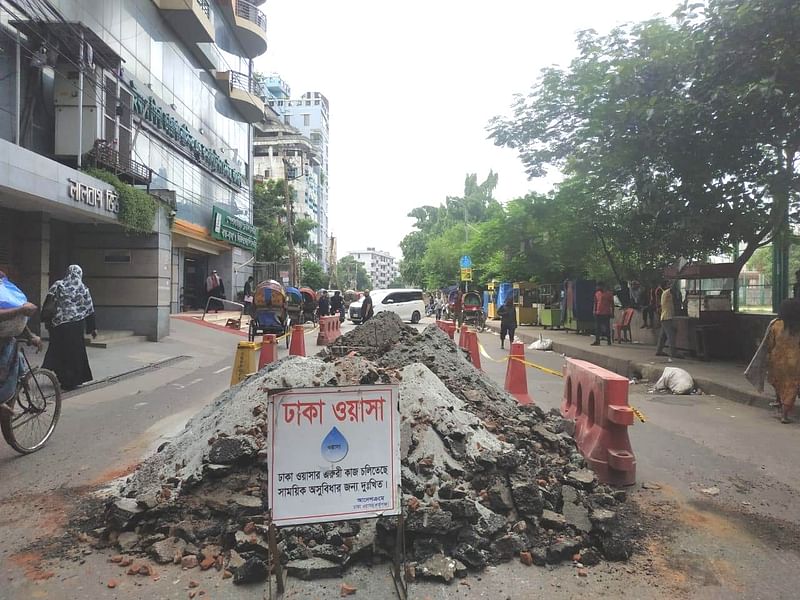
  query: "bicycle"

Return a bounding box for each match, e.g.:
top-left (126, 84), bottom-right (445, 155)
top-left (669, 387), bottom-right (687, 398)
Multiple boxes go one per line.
top-left (0, 340), bottom-right (62, 454)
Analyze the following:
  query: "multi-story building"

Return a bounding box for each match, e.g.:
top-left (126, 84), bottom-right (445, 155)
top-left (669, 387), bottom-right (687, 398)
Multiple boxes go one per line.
top-left (0, 0), bottom-right (269, 339)
top-left (265, 86), bottom-right (329, 270)
top-left (349, 248), bottom-right (399, 290)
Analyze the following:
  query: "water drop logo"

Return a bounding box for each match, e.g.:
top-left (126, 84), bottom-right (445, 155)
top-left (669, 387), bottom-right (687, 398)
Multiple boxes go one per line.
top-left (320, 427), bottom-right (349, 463)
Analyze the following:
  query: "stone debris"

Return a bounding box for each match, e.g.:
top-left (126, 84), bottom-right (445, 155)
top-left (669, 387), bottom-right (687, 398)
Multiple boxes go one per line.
top-left (95, 314), bottom-right (632, 585)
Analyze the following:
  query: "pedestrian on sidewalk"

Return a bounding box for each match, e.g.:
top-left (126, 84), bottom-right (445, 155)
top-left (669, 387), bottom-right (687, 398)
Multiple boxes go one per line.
top-left (640, 282), bottom-right (656, 328)
top-left (360, 290), bottom-right (374, 323)
top-left (762, 299), bottom-right (800, 424)
top-left (243, 276), bottom-right (254, 317)
top-left (591, 282), bottom-right (614, 346)
top-left (498, 297), bottom-right (517, 350)
top-left (655, 280), bottom-right (677, 359)
top-left (453, 288), bottom-right (463, 328)
top-left (42, 265), bottom-right (96, 391)
top-left (205, 270), bottom-right (225, 312)
top-left (318, 290), bottom-right (330, 319)
top-left (434, 295), bottom-right (443, 321)
top-left (330, 290), bottom-right (344, 322)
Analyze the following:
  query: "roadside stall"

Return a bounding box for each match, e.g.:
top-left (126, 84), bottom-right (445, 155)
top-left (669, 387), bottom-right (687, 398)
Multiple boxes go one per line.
top-left (537, 283), bottom-right (563, 329)
top-left (486, 281), bottom-right (499, 320)
top-left (664, 262), bottom-right (739, 360)
top-left (562, 279), bottom-right (595, 334)
top-left (513, 282), bottom-right (539, 325)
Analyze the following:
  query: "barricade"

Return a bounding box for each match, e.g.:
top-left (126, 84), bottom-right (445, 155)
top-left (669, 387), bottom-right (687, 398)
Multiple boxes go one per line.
top-left (465, 330), bottom-right (482, 371)
top-left (561, 358), bottom-right (636, 486)
top-left (316, 316), bottom-right (342, 346)
top-left (231, 340), bottom-right (259, 386)
top-left (288, 324), bottom-right (306, 357)
top-left (436, 320), bottom-right (456, 340)
top-left (458, 325), bottom-right (470, 349)
top-left (504, 342), bottom-right (533, 405)
top-left (258, 334), bottom-right (278, 369)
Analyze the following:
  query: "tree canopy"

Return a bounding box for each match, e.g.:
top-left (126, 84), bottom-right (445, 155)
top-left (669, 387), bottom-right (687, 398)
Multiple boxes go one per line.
top-left (253, 180), bottom-right (318, 263)
top-left (335, 256), bottom-right (373, 291)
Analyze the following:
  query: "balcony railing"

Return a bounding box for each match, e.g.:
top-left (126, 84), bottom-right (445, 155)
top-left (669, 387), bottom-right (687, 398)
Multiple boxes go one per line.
top-left (229, 70), bottom-right (259, 95)
top-left (197, 0), bottom-right (210, 19)
top-left (235, 0), bottom-right (267, 33)
top-left (84, 140), bottom-right (152, 188)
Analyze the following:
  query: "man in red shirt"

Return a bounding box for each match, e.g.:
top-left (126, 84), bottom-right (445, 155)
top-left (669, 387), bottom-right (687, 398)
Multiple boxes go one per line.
top-left (592, 282), bottom-right (615, 346)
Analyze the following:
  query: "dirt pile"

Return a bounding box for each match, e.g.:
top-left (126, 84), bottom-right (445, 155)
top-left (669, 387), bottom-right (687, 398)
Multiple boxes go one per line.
top-left (93, 316), bottom-right (633, 586)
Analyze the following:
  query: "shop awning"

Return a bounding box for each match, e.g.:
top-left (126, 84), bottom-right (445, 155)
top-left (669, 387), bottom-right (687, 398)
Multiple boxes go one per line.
top-left (172, 219), bottom-right (231, 255)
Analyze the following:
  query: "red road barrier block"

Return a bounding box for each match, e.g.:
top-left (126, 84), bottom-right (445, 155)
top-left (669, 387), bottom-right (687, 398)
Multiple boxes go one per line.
top-left (458, 325), bottom-right (470, 349)
top-left (258, 334), bottom-right (278, 369)
top-left (316, 316), bottom-right (340, 346)
top-left (436, 320), bottom-right (456, 340)
top-left (504, 342), bottom-right (533, 405)
top-left (465, 330), bottom-right (482, 371)
top-left (289, 324), bottom-right (306, 357)
top-left (561, 358), bottom-right (636, 486)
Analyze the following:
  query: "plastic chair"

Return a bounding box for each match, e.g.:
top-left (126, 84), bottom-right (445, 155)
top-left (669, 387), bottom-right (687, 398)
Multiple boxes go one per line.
top-left (614, 308), bottom-right (636, 343)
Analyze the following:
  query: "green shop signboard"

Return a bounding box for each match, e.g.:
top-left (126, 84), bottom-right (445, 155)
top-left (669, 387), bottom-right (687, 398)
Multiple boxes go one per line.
top-left (211, 206), bottom-right (257, 251)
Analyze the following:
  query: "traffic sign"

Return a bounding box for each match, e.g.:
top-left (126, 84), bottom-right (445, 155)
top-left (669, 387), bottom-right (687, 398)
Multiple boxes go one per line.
top-left (460, 267), bottom-right (473, 282)
top-left (460, 255), bottom-right (472, 269)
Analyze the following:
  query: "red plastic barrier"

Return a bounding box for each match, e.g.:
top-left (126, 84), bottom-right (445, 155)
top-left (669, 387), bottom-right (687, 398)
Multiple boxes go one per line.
top-left (288, 324), bottom-right (306, 357)
top-left (458, 325), bottom-right (470, 349)
top-left (504, 342), bottom-right (533, 405)
top-left (258, 334), bottom-right (277, 369)
top-left (316, 316), bottom-right (341, 346)
top-left (465, 330), bottom-right (482, 371)
top-left (436, 320), bottom-right (456, 340)
top-left (560, 358), bottom-right (636, 486)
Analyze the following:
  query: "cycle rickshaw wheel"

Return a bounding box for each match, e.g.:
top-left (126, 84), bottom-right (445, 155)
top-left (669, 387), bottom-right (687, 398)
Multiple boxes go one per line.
top-left (1, 367), bottom-right (62, 454)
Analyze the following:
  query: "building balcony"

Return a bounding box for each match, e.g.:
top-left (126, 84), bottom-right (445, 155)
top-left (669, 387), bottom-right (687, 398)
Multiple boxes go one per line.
top-left (84, 140), bottom-right (152, 187)
top-left (151, 0), bottom-right (214, 43)
top-left (215, 70), bottom-right (265, 123)
top-left (220, 0), bottom-right (268, 59)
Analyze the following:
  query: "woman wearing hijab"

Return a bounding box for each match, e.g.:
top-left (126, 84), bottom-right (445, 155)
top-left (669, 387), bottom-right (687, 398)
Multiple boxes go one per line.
top-left (42, 265), bottom-right (97, 390)
top-left (764, 299), bottom-right (800, 424)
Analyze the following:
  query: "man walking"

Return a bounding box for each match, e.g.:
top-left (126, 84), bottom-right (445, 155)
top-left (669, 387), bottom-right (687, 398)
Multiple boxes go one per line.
top-left (330, 290), bottom-right (344, 322)
top-left (656, 280), bottom-right (678, 359)
top-left (361, 290), bottom-right (374, 323)
top-left (498, 297), bottom-right (517, 350)
top-left (592, 282), bottom-right (614, 346)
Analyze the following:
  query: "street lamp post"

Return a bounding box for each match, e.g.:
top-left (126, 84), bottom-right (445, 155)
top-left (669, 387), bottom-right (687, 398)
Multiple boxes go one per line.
top-left (282, 155), bottom-right (304, 287)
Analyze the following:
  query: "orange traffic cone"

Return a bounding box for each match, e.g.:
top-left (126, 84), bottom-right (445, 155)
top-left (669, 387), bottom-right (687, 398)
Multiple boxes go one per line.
top-left (258, 334), bottom-right (278, 369)
top-left (504, 342), bottom-right (533, 405)
top-left (288, 324), bottom-right (306, 357)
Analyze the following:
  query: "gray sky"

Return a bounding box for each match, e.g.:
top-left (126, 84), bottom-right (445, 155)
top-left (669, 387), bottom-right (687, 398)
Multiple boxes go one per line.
top-left (257, 1), bottom-right (678, 261)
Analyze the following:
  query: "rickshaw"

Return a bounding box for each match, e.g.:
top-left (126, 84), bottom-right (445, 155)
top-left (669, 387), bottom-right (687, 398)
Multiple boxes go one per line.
top-left (285, 287), bottom-right (303, 347)
top-left (443, 286), bottom-right (459, 321)
top-left (299, 287), bottom-right (318, 324)
top-left (248, 280), bottom-right (288, 342)
top-left (462, 291), bottom-right (486, 331)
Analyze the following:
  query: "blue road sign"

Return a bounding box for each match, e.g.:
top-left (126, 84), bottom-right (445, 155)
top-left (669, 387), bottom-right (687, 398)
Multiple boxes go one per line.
top-left (460, 255), bottom-right (472, 268)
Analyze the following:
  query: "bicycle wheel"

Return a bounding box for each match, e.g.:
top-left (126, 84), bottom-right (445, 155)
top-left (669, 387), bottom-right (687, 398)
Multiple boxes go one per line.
top-left (1, 367), bottom-right (62, 454)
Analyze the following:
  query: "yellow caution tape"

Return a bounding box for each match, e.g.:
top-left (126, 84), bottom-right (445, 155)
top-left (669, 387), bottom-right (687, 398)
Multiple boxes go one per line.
top-left (630, 405), bottom-right (647, 423)
top-left (476, 342), bottom-right (563, 377)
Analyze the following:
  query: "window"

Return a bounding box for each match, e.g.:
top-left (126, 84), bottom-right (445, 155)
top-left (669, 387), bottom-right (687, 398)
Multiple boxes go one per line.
top-left (303, 114), bottom-right (310, 127)
top-left (284, 115), bottom-right (291, 125)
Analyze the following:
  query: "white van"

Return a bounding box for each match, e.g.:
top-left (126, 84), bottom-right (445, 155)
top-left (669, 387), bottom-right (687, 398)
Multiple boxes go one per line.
top-left (348, 289), bottom-right (425, 324)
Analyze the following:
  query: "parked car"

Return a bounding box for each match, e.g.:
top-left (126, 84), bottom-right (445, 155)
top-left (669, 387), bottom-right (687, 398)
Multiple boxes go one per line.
top-left (348, 289), bottom-right (425, 324)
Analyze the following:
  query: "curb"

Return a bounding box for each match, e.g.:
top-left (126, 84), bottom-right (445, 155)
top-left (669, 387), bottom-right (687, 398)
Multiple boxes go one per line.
top-left (487, 324), bottom-right (774, 410)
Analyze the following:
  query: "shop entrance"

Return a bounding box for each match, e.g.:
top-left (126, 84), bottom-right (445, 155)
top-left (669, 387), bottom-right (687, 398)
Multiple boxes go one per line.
top-left (183, 253), bottom-right (209, 310)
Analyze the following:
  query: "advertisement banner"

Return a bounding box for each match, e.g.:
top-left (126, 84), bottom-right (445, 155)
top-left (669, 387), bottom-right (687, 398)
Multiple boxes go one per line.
top-left (268, 385), bottom-right (401, 526)
top-left (211, 206), bottom-right (257, 251)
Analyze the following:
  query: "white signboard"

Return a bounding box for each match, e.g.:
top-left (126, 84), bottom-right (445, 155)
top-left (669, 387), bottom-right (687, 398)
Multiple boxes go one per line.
top-left (268, 385), bottom-right (401, 526)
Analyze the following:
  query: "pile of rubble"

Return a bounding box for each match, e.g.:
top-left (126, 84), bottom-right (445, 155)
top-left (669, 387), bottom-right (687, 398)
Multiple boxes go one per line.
top-left (94, 312), bottom-right (633, 586)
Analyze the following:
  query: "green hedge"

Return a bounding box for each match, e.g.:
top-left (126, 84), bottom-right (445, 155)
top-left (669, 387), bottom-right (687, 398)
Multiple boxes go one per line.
top-left (84, 168), bottom-right (157, 234)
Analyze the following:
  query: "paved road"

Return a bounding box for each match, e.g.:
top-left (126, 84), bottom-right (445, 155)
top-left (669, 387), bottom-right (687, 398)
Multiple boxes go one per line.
top-left (1, 318), bottom-right (798, 599)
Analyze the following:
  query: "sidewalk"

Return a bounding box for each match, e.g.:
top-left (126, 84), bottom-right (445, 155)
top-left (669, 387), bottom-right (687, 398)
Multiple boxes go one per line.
top-left (486, 321), bottom-right (774, 409)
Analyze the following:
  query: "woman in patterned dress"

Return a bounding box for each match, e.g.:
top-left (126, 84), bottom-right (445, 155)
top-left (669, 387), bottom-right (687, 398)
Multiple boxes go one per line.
top-left (766, 299), bottom-right (800, 424)
top-left (42, 265), bottom-right (97, 390)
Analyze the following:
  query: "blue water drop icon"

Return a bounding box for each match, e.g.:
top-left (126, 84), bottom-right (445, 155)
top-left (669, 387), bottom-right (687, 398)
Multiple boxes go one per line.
top-left (321, 427), bottom-right (349, 463)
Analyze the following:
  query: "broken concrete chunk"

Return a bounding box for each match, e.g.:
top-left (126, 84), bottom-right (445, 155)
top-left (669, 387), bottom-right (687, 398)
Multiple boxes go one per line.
top-left (209, 435), bottom-right (257, 465)
top-left (566, 468), bottom-right (597, 489)
top-left (562, 486), bottom-right (591, 532)
top-left (286, 557), bottom-right (342, 580)
top-left (540, 509), bottom-right (567, 530)
top-left (150, 537), bottom-right (187, 565)
top-left (416, 553), bottom-right (459, 583)
top-left (233, 557), bottom-right (269, 584)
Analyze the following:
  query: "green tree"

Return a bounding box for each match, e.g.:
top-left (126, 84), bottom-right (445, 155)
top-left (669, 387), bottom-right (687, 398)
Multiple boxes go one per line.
top-left (489, 0), bottom-right (800, 276)
top-left (337, 256), bottom-right (372, 290)
top-left (300, 259), bottom-right (327, 290)
top-left (253, 180), bottom-right (318, 262)
top-left (387, 277), bottom-right (405, 288)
